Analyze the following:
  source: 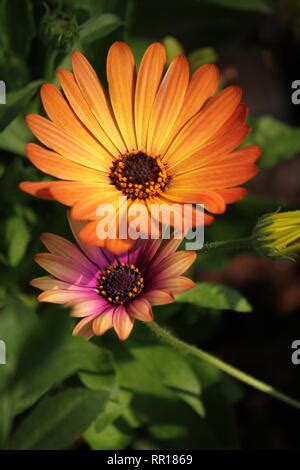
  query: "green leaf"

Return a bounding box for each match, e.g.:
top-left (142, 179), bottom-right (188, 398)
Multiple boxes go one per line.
top-left (7, 388), bottom-right (110, 450)
top-left (176, 282), bottom-right (252, 312)
top-left (0, 80), bottom-right (42, 132)
top-left (0, 297), bottom-right (38, 445)
top-left (138, 345), bottom-right (204, 416)
top-left (131, 344), bottom-right (201, 396)
top-left (0, 300), bottom-right (117, 447)
top-left (79, 13), bottom-right (122, 43)
top-left (5, 214), bottom-right (30, 266)
top-left (84, 418), bottom-right (134, 450)
top-left (94, 390), bottom-right (133, 433)
top-left (162, 36), bottom-right (184, 65)
top-left (246, 115), bottom-right (300, 168)
top-left (114, 340), bottom-right (206, 423)
top-left (0, 115), bottom-right (32, 156)
top-left (10, 312), bottom-right (116, 416)
top-left (188, 47), bottom-right (218, 74)
top-left (0, 0), bottom-right (35, 59)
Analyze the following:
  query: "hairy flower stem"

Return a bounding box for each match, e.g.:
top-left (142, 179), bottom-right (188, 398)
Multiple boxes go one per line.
top-left (44, 49), bottom-right (58, 81)
top-left (147, 321), bottom-right (300, 410)
top-left (201, 236), bottom-right (254, 254)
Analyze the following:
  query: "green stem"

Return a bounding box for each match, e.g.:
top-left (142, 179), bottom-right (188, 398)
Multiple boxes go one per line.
top-left (147, 321), bottom-right (300, 410)
top-left (44, 49), bottom-right (58, 81)
top-left (123, 0), bottom-right (135, 41)
top-left (201, 236), bottom-right (254, 254)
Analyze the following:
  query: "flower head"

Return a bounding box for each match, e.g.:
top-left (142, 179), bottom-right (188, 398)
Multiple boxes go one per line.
top-left (31, 215), bottom-right (196, 340)
top-left (253, 210), bottom-right (300, 260)
top-left (20, 41), bottom-right (260, 249)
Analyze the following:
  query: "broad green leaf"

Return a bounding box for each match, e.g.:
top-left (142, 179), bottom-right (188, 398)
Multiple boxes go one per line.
top-left (84, 418), bottom-right (134, 450)
top-left (0, 299), bottom-right (117, 447)
top-left (94, 390), bottom-right (133, 433)
top-left (0, 80), bottom-right (42, 132)
top-left (5, 214), bottom-right (30, 266)
top-left (131, 393), bottom-right (218, 449)
top-left (7, 388), bottom-right (110, 450)
top-left (111, 333), bottom-right (205, 416)
top-left (162, 36), bottom-right (184, 65)
top-left (0, 0), bottom-right (35, 59)
top-left (79, 13), bottom-right (122, 43)
top-left (10, 311), bottom-right (116, 415)
top-left (126, 343), bottom-right (204, 417)
top-left (0, 115), bottom-right (32, 156)
top-left (188, 47), bottom-right (218, 74)
top-left (0, 297), bottom-right (38, 444)
top-left (176, 282), bottom-right (252, 312)
top-left (131, 344), bottom-right (201, 396)
top-left (148, 424), bottom-right (189, 441)
top-left (246, 115), bottom-right (300, 168)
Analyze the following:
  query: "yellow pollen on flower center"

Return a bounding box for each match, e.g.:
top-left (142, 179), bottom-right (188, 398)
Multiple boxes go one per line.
top-left (109, 150), bottom-right (172, 200)
top-left (97, 262), bottom-right (144, 305)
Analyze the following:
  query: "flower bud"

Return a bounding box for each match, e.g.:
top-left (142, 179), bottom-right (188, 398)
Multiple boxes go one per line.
top-left (253, 210), bottom-right (300, 260)
top-left (40, 5), bottom-right (79, 52)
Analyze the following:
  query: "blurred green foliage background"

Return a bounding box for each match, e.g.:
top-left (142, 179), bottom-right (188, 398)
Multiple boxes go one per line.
top-left (0, 0), bottom-right (300, 450)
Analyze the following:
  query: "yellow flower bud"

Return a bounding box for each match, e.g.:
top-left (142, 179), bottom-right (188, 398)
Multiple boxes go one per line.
top-left (253, 210), bottom-right (300, 260)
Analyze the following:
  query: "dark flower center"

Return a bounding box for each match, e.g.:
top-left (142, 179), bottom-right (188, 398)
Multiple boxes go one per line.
top-left (97, 262), bottom-right (144, 304)
top-left (109, 151), bottom-right (172, 200)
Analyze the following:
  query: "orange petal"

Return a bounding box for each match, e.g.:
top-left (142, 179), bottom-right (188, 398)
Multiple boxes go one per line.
top-left (57, 69), bottom-right (119, 157)
top-left (155, 276), bottom-right (195, 295)
top-left (164, 187), bottom-right (226, 213)
top-left (19, 181), bottom-right (54, 200)
top-left (107, 42), bottom-right (137, 150)
top-left (40, 232), bottom-right (97, 273)
top-left (26, 114), bottom-right (109, 172)
top-left (71, 186), bottom-right (119, 220)
top-left (143, 289), bottom-right (174, 306)
top-left (153, 251), bottom-right (197, 279)
top-left (48, 181), bottom-right (106, 206)
top-left (72, 51), bottom-right (126, 154)
top-left (71, 299), bottom-right (106, 318)
top-left (40, 83), bottom-right (101, 150)
top-left (30, 276), bottom-right (86, 291)
top-left (26, 143), bottom-right (103, 182)
top-left (150, 239), bottom-right (183, 269)
top-left (216, 187), bottom-right (247, 204)
top-left (173, 147), bottom-right (260, 191)
top-left (93, 308), bottom-right (114, 335)
top-left (169, 64), bottom-right (220, 143)
top-left (35, 253), bottom-right (96, 285)
top-left (104, 238), bottom-right (134, 254)
top-left (72, 315), bottom-right (97, 339)
top-left (212, 102), bottom-right (248, 138)
top-left (165, 86), bottom-right (242, 166)
top-left (78, 219), bottom-right (134, 252)
top-left (113, 305), bottom-right (134, 340)
top-left (135, 43), bottom-right (166, 149)
top-left (147, 54), bottom-right (189, 155)
top-left (171, 124), bottom-right (250, 173)
top-left (127, 298), bottom-right (153, 321)
top-left (38, 289), bottom-right (96, 304)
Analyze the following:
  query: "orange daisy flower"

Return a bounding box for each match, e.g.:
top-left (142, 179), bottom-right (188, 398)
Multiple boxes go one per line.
top-left (20, 41), bottom-right (260, 249)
